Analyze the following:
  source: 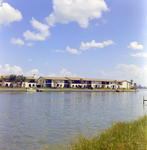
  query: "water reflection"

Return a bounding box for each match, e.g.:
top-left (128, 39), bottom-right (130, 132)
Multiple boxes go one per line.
top-left (0, 90), bottom-right (147, 149)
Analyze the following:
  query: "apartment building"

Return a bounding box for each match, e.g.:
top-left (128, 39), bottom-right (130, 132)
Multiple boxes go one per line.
top-left (37, 76), bottom-right (130, 89)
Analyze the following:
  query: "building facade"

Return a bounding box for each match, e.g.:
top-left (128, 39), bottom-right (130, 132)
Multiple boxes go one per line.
top-left (37, 76), bottom-right (130, 89)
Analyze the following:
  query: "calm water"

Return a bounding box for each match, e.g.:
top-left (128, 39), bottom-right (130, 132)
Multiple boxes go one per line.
top-left (0, 90), bottom-right (147, 149)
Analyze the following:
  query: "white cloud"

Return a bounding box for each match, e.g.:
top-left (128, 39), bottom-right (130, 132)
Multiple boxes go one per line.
top-left (66, 46), bottom-right (81, 55)
top-left (99, 70), bottom-right (106, 76)
top-left (26, 43), bottom-right (34, 46)
top-left (99, 64), bottom-right (147, 85)
top-left (49, 69), bottom-right (77, 77)
top-left (80, 40), bottom-right (115, 50)
top-left (45, 0), bottom-right (109, 28)
top-left (60, 69), bottom-right (77, 77)
top-left (127, 42), bottom-right (143, 50)
top-left (10, 38), bottom-right (24, 45)
top-left (51, 49), bottom-right (65, 53)
top-left (24, 69), bottom-right (39, 76)
top-left (0, 64), bottom-right (23, 75)
top-left (141, 31), bottom-right (147, 35)
top-left (0, 64), bottom-right (44, 79)
top-left (131, 53), bottom-right (147, 57)
top-left (48, 73), bottom-right (59, 77)
top-left (28, 59), bottom-right (32, 62)
top-left (23, 17), bottom-right (50, 41)
top-left (0, 2), bottom-right (22, 26)
top-left (102, 19), bottom-right (108, 24)
top-left (96, 23), bottom-right (99, 27)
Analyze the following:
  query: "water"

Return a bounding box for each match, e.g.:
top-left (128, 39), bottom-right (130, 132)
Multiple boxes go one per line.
top-left (0, 90), bottom-right (147, 149)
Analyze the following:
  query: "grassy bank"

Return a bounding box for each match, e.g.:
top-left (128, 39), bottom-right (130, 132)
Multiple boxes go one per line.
top-left (68, 115), bottom-right (147, 150)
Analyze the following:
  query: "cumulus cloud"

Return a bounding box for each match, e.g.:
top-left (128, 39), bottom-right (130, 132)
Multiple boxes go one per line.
top-left (60, 69), bottom-right (77, 77)
top-left (24, 69), bottom-right (39, 76)
top-left (80, 40), bottom-right (115, 50)
top-left (0, 2), bottom-right (22, 26)
top-left (48, 73), bottom-right (59, 77)
top-left (49, 69), bottom-right (77, 77)
top-left (0, 64), bottom-right (44, 78)
top-left (127, 42), bottom-right (143, 50)
top-left (51, 49), bottom-right (65, 53)
top-left (66, 46), bottom-right (81, 55)
top-left (131, 53), bottom-right (147, 57)
top-left (51, 47), bottom-right (81, 55)
top-left (99, 64), bottom-right (147, 85)
top-left (10, 38), bottom-right (24, 45)
top-left (23, 17), bottom-right (50, 41)
top-left (102, 19), bottom-right (108, 24)
top-left (45, 0), bottom-right (109, 28)
top-left (26, 43), bottom-right (34, 46)
top-left (0, 64), bottom-right (23, 75)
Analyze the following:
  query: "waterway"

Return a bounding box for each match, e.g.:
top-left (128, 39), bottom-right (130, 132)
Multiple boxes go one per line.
top-left (0, 90), bottom-right (147, 149)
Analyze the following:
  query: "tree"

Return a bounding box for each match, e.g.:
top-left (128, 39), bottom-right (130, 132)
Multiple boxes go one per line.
top-left (53, 80), bottom-right (58, 88)
top-left (98, 81), bottom-right (102, 88)
top-left (117, 82), bottom-right (120, 89)
top-left (68, 79), bottom-right (72, 88)
top-left (80, 78), bottom-right (84, 88)
top-left (9, 74), bottom-right (16, 87)
top-left (114, 80), bottom-right (117, 89)
top-left (16, 75), bottom-right (26, 87)
top-left (134, 83), bottom-right (137, 91)
top-left (130, 79), bottom-right (133, 88)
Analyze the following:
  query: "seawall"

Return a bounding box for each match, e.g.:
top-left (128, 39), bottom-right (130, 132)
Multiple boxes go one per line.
top-left (0, 89), bottom-right (139, 93)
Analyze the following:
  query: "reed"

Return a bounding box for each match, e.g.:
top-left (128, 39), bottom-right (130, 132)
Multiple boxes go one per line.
top-left (69, 115), bottom-right (147, 150)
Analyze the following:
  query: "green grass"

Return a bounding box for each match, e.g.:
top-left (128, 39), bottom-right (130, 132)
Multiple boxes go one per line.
top-left (0, 86), bottom-right (136, 91)
top-left (68, 115), bottom-right (147, 150)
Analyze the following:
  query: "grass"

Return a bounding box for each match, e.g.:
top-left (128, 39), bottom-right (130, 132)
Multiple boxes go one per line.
top-left (68, 115), bottom-right (147, 150)
top-left (0, 86), bottom-right (137, 91)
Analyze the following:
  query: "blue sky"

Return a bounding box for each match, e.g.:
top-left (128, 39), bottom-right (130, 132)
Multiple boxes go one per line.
top-left (0, 0), bottom-right (147, 85)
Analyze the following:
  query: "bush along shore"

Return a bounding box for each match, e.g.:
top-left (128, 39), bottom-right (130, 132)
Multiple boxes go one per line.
top-left (68, 115), bottom-right (147, 150)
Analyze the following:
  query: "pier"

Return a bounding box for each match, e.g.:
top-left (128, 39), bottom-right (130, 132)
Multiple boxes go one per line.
top-left (143, 96), bottom-right (147, 105)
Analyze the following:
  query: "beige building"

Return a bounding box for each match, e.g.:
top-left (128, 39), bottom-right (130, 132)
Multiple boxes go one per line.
top-left (21, 75), bottom-right (36, 88)
top-left (0, 75), bottom-right (14, 87)
top-left (37, 76), bottom-right (130, 89)
top-left (0, 75), bottom-right (36, 88)
top-left (37, 77), bottom-right (68, 88)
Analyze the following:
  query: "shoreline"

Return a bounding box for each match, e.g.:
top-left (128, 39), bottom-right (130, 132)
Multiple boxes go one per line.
top-left (0, 88), bottom-right (139, 93)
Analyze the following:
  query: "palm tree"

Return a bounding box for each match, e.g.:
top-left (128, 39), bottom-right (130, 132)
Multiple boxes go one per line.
top-left (80, 78), bottom-right (84, 84)
top-left (68, 79), bottom-right (72, 88)
top-left (130, 79), bottom-right (133, 88)
top-left (134, 83), bottom-right (137, 91)
top-left (80, 78), bottom-right (84, 88)
top-left (53, 80), bottom-right (58, 88)
top-left (98, 81), bottom-right (102, 88)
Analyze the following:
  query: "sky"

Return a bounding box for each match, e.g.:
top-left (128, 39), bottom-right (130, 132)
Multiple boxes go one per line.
top-left (0, 0), bottom-right (147, 86)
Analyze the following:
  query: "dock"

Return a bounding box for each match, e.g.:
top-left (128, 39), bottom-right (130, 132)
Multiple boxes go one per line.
top-left (143, 96), bottom-right (147, 104)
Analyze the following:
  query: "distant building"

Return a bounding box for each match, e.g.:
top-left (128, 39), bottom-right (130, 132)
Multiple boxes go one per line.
top-left (21, 74), bottom-right (36, 88)
top-left (0, 74), bottom-right (36, 88)
top-left (37, 76), bottom-right (130, 89)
